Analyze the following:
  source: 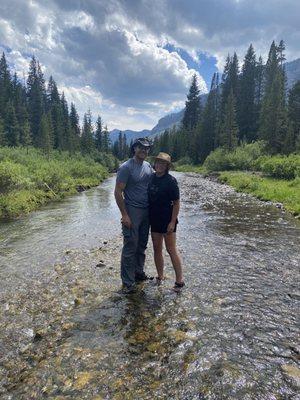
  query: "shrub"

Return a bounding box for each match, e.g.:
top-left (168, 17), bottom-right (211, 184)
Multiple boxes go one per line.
top-left (255, 154), bottom-right (300, 179)
top-left (203, 148), bottom-right (232, 171)
top-left (176, 156), bottom-right (193, 166)
top-left (0, 161), bottom-right (30, 193)
top-left (204, 141), bottom-right (266, 172)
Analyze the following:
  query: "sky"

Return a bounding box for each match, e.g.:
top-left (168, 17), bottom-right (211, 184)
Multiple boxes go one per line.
top-left (0, 0), bottom-right (300, 131)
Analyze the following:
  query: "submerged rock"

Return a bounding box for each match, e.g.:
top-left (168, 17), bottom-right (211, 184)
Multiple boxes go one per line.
top-left (281, 364), bottom-right (300, 388)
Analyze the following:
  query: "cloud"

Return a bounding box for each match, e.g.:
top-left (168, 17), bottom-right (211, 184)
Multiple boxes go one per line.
top-left (0, 0), bottom-right (299, 130)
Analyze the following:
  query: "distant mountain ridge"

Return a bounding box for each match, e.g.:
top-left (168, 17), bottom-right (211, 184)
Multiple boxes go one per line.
top-left (285, 58), bottom-right (300, 88)
top-left (109, 58), bottom-right (300, 143)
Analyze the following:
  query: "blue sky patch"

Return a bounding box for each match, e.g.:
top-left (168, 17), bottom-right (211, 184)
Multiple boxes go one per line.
top-left (163, 43), bottom-right (218, 89)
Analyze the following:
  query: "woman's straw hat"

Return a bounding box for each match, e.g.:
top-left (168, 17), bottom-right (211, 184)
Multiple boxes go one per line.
top-left (155, 152), bottom-right (171, 164)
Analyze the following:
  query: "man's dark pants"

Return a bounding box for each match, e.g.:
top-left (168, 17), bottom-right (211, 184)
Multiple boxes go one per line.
top-left (121, 204), bottom-right (149, 288)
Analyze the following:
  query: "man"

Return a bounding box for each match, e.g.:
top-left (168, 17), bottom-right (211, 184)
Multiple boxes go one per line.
top-left (114, 137), bottom-right (153, 293)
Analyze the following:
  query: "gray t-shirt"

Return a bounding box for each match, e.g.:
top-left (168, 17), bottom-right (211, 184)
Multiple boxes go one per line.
top-left (116, 158), bottom-right (153, 208)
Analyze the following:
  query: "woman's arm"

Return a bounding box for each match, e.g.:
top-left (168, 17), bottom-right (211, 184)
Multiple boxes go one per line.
top-left (167, 199), bottom-right (180, 233)
top-left (171, 199), bottom-right (180, 222)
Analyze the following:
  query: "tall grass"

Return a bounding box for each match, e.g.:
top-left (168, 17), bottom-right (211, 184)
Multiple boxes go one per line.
top-left (0, 147), bottom-right (111, 219)
top-left (203, 142), bottom-right (300, 180)
top-left (174, 142), bottom-right (300, 215)
top-left (219, 171), bottom-right (300, 215)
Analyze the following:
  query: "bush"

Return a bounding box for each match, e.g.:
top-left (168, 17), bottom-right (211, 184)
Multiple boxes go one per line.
top-left (256, 154), bottom-right (300, 180)
top-left (0, 161), bottom-right (31, 193)
top-left (90, 150), bottom-right (119, 172)
top-left (204, 142), bottom-right (266, 172)
top-left (176, 156), bottom-right (193, 166)
top-left (203, 148), bottom-right (232, 171)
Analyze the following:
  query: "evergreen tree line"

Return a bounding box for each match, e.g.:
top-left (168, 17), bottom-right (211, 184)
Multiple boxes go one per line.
top-left (152, 40), bottom-right (300, 163)
top-left (112, 131), bottom-right (130, 160)
top-left (0, 53), bottom-right (111, 154)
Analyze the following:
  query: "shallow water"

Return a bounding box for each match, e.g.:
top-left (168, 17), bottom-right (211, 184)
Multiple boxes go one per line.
top-left (0, 176), bottom-right (120, 292)
top-left (1, 173), bottom-right (299, 399)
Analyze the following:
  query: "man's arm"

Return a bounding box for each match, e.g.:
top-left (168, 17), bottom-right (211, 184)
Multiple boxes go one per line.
top-left (114, 181), bottom-right (132, 228)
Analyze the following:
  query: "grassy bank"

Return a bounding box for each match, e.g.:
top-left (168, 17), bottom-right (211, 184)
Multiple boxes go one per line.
top-left (0, 147), bottom-right (111, 219)
top-left (218, 171), bottom-right (300, 215)
top-left (173, 164), bottom-right (206, 173)
top-left (174, 143), bottom-right (300, 216)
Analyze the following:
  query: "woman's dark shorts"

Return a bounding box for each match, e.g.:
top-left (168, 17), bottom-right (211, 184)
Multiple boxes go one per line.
top-left (150, 216), bottom-right (178, 234)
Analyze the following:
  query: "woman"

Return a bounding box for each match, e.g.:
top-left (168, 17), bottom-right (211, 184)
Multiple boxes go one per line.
top-left (148, 152), bottom-right (185, 289)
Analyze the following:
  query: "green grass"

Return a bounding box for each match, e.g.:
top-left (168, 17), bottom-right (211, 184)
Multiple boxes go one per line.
top-left (0, 147), bottom-right (109, 219)
top-left (174, 143), bottom-right (300, 216)
top-left (174, 164), bottom-right (206, 173)
top-left (218, 171), bottom-right (300, 215)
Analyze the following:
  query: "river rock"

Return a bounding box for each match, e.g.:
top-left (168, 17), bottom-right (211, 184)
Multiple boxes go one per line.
top-left (96, 261), bottom-right (106, 268)
top-left (281, 364), bottom-right (300, 388)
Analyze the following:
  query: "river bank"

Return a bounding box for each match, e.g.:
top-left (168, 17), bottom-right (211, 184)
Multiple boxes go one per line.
top-left (1, 172), bottom-right (299, 399)
top-left (175, 164), bottom-right (300, 216)
top-left (0, 147), bottom-right (115, 219)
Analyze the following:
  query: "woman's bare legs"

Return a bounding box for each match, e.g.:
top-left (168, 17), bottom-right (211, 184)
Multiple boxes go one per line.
top-left (164, 232), bottom-right (183, 283)
top-left (151, 232), bottom-right (164, 280)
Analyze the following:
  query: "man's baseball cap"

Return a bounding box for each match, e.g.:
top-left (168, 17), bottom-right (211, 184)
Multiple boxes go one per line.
top-left (131, 137), bottom-right (152, 150)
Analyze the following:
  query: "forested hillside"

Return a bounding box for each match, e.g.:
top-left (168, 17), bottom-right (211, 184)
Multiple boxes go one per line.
top-left (151, 40), bottom-right (300, 162)
top-left (0, 54), bottom-right (112, 157)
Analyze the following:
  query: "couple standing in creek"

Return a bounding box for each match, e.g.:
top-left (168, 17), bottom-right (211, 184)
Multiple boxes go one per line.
top-left (114, 137), bottom-right (185, 294)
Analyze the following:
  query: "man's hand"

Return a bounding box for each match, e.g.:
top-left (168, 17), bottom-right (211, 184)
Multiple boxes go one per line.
top-left (167, 221), bottom-right (175, 234)
top-left (121, 214), bottom-right (132, 229)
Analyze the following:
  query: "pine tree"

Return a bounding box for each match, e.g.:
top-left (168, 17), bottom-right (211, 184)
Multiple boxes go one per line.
top-left (19, 107), bottom-right (32, 147)
top-left (238, 44), bottom-right (257, 141)
top-left (27, 56), bottom-right (46, 146)
top-left (60, 92), bottom-right (72, 151)
top-left (220, 89), bottom-right (238, 150)
top-left (20, 118), bottom-right (32, 148)
top-left (101, 125), bottom-right (110, 152)
top-left (259, 41), bottom-right (287, 153)
top-left (95, 115), bottom-right (103, 151)
top-left (69, 103), bottom-right (81, 151)
top-left (0, 52), bottom-right (11, 120)
top-left (182, 74), bottom-right (201, 131)
top-left (47, 76), bottom-right (63, 149)
top-left (81, 110), bottom-right (95, 153)
top-left (4, 101), bottom-right (19, 146)
top-left (117, 131), bottom-right (123, 158)
top-left (277, 40), bottom-right (286, 67)
top-left (0, 117), bottom-right (6, 146)
top-left (168, 126), bottom-right (180, 161)
top-left (254, 55), bottom-right (264, 132)
top-left (221, 53), bottom-right (239, 115)
top-left (38, 113), bottom-right (52, 154)
top-left (284, 81), bottom-right (300, 153)
top-left (199, 73), bottom-right (220, 162)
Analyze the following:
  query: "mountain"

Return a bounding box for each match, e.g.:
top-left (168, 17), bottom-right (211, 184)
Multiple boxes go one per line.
top-left (109, 58), bottom-right (300, 143)
top-left (150, 109), bottom-right (185, 136)
top-left (109, 129), bottom-right (151, 144)
top-left (286, 58), bottom-right (300, 88)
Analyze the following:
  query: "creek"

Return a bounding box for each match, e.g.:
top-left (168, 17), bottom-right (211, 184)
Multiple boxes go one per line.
top-left (1, 172), bottom-right (299, 399)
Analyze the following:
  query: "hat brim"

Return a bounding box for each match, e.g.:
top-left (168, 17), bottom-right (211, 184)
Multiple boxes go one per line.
top-left (154, 157), bottom-right (171, 164)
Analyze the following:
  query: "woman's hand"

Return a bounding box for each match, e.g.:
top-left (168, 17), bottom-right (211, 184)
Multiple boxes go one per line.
top-left (167, 221), bottom-right (175, 234)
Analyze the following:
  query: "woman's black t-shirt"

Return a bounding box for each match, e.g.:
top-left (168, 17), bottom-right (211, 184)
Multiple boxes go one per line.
top-left (148, 173), bottom-right (180, 232)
